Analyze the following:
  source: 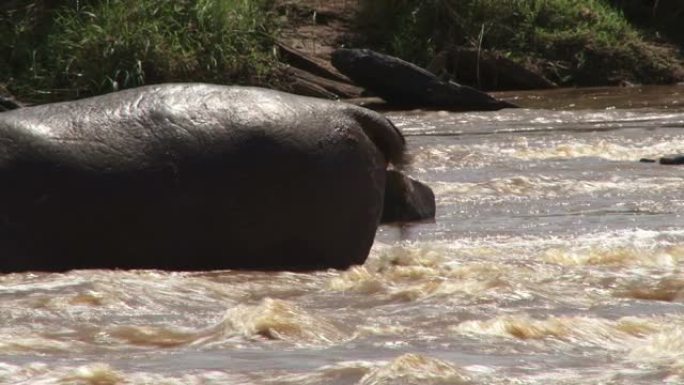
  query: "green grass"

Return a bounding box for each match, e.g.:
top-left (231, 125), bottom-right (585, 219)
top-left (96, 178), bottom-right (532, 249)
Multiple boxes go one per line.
top-left (607, 0), bottom-right (684, 47)
top-left (2, 0), bottom-right (682, 100)
top-left (357, 0), bottom-right (684, 86)
top-left (1, 0), bottom-right (280, 102)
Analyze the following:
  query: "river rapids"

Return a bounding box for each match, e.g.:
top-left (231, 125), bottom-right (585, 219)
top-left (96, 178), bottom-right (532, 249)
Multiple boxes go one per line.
top-left (0, 85), bottom-right (683, 384)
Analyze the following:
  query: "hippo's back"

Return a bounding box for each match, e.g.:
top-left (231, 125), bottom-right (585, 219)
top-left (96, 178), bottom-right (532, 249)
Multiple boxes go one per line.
top-left (0, 84), bottom-right (402, 271)
top-left (0, 84), bottom-right (376, 170)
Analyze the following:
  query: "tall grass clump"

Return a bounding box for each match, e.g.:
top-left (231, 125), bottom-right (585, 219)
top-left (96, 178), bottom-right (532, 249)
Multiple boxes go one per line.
top-left (1, 0), bottom-right (279, 102)
top-left (357, 0), bottom-right (683, 86)
top-left (606, 0), bottom-right (684, 47)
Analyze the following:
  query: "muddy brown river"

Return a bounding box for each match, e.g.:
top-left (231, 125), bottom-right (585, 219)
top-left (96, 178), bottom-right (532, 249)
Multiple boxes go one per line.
top-left (1, 85), bottom-right (683, 384)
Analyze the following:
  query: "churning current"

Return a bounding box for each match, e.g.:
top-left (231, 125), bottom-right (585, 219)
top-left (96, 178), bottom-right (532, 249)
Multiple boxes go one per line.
top-left (0, 85), bottom-right (683, 385)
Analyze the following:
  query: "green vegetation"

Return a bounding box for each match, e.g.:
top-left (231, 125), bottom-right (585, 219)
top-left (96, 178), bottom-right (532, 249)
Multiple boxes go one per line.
top-left (0, 0), bottom-right (280, 103)
top-left (357, 0), bottom-right (684, 86)
top-left (1, 0), bottom-right (683, 102)
top-left (607, 0), bottom-right (684, 46)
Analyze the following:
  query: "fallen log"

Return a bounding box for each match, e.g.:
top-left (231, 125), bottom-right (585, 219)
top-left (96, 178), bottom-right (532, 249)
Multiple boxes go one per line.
top-left (282, 65), bottom-right (363, 99)
top-left (427, 47), bottom-right (557, 91)
top-left (277, 41), bottom-right (353, 84)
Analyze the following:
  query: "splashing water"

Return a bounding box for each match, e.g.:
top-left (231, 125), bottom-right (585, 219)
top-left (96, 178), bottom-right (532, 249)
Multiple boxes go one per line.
top-left (1, 86), bottom-right (683, 384)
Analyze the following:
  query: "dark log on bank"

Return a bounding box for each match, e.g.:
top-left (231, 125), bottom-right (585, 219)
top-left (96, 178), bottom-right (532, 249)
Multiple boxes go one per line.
top-left (427, 47), bottom-right (557, 91)
top-left (276, 41), bottom-right (353, 84)
top-left (280, 66), bottom-right (340, 100)
top-left (331, 48), bottom-right (518, 111)
top-left (282, 65), bottom-right (363, 99)
top-left (276, 41), bottom-right (363, 99)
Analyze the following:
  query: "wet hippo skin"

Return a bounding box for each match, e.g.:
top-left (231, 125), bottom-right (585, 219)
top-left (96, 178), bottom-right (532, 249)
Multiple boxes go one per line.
top-left (0, 83), bottom-right (407, 272)
top-left (381, 170), bottom-right (436, 223)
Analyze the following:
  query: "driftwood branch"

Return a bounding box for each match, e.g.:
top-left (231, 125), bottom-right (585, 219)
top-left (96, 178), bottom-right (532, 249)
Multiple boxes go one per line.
top-left (276, 41), bottom-right (362, 99)
top-left (276, 41), bottom-right (353, 84)
top-left (282, 66), bottom-right (362, 99)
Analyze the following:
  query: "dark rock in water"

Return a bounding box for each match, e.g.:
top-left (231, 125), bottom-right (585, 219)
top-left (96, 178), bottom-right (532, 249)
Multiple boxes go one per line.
top-left (639, 158), bottom-right (657, 163)
top-left (0, 83), bottom-right (407, 272)
top-left (381, 170), bottom-right (436, 223)
top-left (331, 48), bottom-right (517, 111)
top-left (659, 154), bottom-right (684, 165)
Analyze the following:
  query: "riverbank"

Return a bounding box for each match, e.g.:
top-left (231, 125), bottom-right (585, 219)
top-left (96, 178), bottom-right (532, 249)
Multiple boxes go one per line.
top-left (0, 0), bottom-right (282, 104)
top-left (354, 0), bottom-right (684, 89)
top-left (1, 0), bottom-right (683, 105)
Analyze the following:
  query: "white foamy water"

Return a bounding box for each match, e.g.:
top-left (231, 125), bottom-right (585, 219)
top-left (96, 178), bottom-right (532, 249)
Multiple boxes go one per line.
top-left (1, 86), bottom-right (683, 384)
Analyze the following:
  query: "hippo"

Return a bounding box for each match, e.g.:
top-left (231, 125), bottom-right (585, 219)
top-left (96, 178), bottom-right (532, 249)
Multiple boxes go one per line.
top-left (331, 48), bottom-right (518, 111)
top-left (381, 170), bottom-right (436, 223)
top-left (0, 83), bottom-right (410, 272)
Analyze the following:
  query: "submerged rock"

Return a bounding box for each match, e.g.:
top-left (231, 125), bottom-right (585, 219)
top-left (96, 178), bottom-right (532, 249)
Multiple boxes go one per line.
top-left (641, 155), bottom-right (684, 165)
top-left (659, 154), bottom-right (684, 165)
top-left (331, 48), bottom-right (517, 111)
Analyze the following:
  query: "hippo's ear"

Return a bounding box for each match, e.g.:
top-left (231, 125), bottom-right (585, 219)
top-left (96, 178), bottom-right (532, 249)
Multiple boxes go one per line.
top-left (352, 109), bottom-right (408, 169)
top-left (384, 118), bottom-right (412, 169)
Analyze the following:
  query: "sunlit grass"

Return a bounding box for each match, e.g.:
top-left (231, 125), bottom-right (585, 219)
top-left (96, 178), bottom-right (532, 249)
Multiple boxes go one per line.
top-left (1, 0), bottom-right (280, 102)
top-left (357, 0), bottom-right (683, 86)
